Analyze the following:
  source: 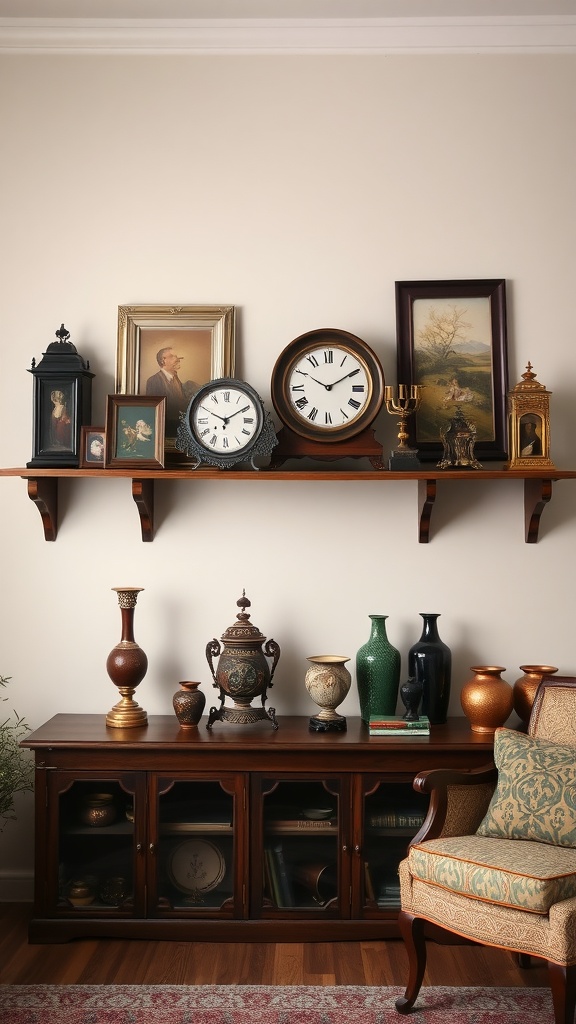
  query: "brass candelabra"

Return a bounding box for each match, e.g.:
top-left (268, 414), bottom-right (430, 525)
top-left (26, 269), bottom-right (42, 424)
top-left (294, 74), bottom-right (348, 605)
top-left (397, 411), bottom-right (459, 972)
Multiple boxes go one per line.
top-left (384, 384), bottom-right (422, 469)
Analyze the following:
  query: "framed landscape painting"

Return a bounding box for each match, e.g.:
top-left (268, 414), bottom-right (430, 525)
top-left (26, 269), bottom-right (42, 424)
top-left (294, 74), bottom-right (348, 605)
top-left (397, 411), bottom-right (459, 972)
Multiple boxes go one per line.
top-left (395, 279), bottom-right (508, 461)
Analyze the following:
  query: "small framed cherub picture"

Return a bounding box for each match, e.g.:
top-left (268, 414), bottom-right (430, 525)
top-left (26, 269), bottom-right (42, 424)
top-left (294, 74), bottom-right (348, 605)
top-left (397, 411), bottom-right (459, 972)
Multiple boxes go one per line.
top-left (104, 395), bottom-right (166, 469)
top-left (79, 426), bottom-right (105, 468)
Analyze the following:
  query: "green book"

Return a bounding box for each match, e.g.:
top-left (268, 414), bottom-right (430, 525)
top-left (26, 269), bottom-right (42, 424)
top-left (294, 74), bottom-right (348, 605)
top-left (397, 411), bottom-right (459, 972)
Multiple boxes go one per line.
top-left (369, 716), bottom-right (430, 730)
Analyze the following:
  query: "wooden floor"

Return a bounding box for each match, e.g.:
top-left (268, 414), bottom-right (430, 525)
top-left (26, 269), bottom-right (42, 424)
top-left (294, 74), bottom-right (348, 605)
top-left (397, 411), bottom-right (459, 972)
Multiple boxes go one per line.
top-left (1, 903), bottom-right (550, 988)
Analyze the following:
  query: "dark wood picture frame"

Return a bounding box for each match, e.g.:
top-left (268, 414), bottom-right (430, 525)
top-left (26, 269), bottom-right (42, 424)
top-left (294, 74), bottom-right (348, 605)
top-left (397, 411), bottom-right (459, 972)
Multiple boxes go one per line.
top-left (396, 279), bottom-right (508, 461)
top-left (79, 426), bottom-right (105, 468)
top-left (104, 395), bottom-right (165, 469)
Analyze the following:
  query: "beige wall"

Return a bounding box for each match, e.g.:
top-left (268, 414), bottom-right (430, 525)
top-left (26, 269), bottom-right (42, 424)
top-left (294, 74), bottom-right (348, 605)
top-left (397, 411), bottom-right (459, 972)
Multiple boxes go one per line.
top-left (1, 52), bottom-right (575, 893)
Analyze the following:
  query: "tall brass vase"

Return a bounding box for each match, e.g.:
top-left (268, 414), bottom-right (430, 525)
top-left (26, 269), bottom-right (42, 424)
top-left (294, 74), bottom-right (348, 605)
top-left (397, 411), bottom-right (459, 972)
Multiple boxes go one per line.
top-left (106, 587), bottom-right (148, 728)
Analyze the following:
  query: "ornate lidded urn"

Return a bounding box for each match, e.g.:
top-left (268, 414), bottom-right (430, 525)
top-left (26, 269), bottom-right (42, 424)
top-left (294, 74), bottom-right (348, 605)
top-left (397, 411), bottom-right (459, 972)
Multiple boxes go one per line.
top-left (206, 591), bottom-right (280, 729)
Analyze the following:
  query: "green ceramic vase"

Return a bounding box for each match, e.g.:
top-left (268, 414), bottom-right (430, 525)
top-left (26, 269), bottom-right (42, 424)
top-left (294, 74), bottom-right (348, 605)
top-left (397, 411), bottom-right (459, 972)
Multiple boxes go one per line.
top-left (356, 615), bottom-right (401, 723)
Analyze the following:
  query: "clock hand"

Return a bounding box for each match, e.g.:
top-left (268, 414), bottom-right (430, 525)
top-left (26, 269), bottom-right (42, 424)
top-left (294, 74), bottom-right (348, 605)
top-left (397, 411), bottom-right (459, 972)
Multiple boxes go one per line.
top-left (326, 368), bottom-right (362, 388)
top-left (199, 404), bottom-right (227, 423)
top-left (227, 405), bottom-right (251, 420)
top-left (294, 369), bottom-right (330, 389)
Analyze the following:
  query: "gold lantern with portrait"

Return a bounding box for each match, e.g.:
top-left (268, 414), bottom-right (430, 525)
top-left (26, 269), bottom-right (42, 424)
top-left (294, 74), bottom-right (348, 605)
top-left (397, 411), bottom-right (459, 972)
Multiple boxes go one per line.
top-left (504, 363), bottom-right (555, 470)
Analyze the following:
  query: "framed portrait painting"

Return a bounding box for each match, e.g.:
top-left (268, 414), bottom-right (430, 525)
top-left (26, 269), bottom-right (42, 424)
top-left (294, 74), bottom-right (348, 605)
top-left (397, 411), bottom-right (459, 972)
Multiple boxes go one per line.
top-left (116, 304), bottom-right (236, 453)
top-left (396, 280), bottom-right (508, 461)
top-left (104, 395), bottom-right (165, 469)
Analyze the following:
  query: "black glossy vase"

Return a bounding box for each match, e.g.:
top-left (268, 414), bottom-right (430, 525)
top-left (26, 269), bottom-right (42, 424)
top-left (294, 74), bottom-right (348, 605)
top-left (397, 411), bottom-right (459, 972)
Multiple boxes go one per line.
top-left (408, 613), bottom-right (451, 725)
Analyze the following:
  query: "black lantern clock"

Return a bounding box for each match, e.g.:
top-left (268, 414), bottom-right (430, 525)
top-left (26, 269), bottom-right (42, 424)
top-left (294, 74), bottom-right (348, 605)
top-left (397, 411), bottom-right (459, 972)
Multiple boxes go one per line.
top-left (27, 324), bottom-right (94, 468)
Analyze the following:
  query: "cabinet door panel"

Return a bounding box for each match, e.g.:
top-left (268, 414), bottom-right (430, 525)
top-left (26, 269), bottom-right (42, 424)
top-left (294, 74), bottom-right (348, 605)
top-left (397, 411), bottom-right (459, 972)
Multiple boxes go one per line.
top-left (151, 775), bottom-right (245, 918)
top-left (49, 772), bottom-right (144, 917)
top-left (254, 775), bottom-right (348, 918)
top-left (354, 774), bottom-right (429, 917)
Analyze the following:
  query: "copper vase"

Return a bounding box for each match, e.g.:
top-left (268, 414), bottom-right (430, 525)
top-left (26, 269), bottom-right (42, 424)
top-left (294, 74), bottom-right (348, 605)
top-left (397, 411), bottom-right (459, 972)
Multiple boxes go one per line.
top-left (513, 665), bottom-right (558, 726)
top-left (105, 587), bottom-right (148, 728)
top-left (460, 666), bottom-right (513, 734)
top-left (173, 681), bottom-right (206, 729)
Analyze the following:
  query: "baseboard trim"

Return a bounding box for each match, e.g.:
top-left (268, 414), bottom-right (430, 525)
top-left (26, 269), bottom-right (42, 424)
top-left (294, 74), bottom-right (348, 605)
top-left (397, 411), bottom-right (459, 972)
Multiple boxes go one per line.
top-left (0, 871), bottom-right (34, 902)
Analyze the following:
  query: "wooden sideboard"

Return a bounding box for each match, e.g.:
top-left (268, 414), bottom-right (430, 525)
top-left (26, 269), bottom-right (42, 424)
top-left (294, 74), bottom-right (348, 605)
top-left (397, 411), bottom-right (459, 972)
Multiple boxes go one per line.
top-left (23, 714), bottom-right (493, 943)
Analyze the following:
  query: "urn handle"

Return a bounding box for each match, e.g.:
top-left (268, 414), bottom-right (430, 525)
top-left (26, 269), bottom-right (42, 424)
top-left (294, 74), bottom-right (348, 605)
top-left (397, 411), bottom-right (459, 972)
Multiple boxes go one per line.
top-left (264, 638), bottom-right (281, 685)
top-left (206, 638), bottom-right (222, 687)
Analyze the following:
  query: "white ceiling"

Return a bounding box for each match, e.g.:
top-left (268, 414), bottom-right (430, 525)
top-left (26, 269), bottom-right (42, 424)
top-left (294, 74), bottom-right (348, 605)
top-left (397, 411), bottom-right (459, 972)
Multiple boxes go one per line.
top-left (1, 0), bottom-right (575, 18)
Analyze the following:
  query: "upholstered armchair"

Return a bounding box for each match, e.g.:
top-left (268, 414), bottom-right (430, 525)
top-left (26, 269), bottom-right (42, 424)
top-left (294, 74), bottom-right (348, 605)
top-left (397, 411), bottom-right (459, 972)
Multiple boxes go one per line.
top-left (395, 675), bottom-right (576, 1024)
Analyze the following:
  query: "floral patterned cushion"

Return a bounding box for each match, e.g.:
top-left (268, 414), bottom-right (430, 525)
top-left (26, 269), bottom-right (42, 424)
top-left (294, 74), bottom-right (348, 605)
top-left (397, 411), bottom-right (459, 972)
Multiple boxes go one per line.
top-left (408, 834), bottom-right (576, 913)
top-left (476, 728), bottom-right (576, 847)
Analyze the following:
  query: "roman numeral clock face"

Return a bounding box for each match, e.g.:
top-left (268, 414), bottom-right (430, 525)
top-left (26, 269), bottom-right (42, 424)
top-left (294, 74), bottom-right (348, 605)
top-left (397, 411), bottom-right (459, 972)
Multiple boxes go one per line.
top-left (192, 384), bottom-right (260, 454)
top-left (289, 347), bottom-right (369, 427)
top-left (271, 330), bottom-right (385, 444)
top-left (175, 377), bottom-right (278, 469)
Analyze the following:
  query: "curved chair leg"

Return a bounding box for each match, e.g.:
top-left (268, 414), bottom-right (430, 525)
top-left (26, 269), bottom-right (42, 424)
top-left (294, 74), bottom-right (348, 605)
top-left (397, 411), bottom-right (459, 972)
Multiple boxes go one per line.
top-left (395, 911), bottom-right (427, 1014)
top-left (548, 961), bottom-right (576, 1024)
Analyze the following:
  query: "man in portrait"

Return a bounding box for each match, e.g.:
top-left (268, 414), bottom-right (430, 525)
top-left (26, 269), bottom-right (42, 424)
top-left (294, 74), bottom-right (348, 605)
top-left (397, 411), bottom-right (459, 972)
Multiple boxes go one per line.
top-left (519, 416), bottom-right (542, 457)
top-left (145, 345), bottom-right (199, 435)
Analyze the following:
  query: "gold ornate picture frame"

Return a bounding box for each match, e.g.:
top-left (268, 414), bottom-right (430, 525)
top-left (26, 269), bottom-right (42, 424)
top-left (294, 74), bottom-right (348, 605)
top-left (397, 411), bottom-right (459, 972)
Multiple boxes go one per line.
top-left (505, 363), bottom-right (555, 470)
top-left (116, 304), bottom-right (236, 452)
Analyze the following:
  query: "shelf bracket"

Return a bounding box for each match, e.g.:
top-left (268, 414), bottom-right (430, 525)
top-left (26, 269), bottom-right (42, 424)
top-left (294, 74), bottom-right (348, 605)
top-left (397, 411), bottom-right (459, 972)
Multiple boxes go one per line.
top-left (132, 479), bottom-right (155, 542)
top-left (418, 479), bottom-right (436, 543)
top-left (27, 477), bottom-right (58, 541)
top-left (524, 477), bottom-right (552, 543)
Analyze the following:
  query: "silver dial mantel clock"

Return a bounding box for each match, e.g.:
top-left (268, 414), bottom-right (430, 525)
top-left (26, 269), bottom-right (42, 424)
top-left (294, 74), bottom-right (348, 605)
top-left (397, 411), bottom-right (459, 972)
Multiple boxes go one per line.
top-left (175, 378), bottom-right (278, 469)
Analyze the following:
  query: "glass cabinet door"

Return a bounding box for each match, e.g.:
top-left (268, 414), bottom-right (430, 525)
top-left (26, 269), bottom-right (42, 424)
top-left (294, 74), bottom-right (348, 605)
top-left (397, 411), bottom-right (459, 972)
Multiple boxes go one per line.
top-left (53, 772), bottom-right (142, 916)
top-left (256, 776), bottom-right (343, 917)
top-left (357, 775), bottom-right (429, 916)
top-left (151, 776), bottom-right (243, 917)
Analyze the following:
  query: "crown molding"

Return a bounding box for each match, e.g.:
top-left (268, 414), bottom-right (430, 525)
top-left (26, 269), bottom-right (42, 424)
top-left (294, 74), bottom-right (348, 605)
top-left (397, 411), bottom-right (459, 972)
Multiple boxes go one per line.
top-left (0, 16), bottom-right (575, 55)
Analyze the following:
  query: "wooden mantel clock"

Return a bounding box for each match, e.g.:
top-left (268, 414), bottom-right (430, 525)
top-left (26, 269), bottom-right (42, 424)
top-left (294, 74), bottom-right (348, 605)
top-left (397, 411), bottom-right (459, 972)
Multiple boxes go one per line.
top-left (269, 328), bottom-right (386, 468)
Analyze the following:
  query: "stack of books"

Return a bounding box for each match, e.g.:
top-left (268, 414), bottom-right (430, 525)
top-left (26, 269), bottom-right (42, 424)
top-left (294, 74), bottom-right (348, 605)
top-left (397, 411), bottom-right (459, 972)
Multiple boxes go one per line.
top-left (368, 715), bottom-right (430, 736)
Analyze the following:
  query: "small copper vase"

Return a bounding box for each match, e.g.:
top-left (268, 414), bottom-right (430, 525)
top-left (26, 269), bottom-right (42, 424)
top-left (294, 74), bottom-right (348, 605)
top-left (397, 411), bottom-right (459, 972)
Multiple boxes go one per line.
top-left (173, 681), bottom-right (206, 729)
top-left (513, 665), bottom-right (559, 726)
top-left (106, 587), bottom-right (148, 728)
top-left (460, 666), bottom-right (513, 734)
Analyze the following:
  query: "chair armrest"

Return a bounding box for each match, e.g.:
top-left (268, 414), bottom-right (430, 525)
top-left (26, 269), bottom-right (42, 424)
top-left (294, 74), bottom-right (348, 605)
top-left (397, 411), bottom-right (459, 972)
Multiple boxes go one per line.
top-left (410, 762), bottom-right (498, 844)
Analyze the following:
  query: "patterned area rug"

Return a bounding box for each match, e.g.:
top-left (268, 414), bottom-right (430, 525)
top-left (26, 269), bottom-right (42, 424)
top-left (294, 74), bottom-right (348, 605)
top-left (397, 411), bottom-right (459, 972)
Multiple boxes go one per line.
top-left (0, 984), bottom-right (554, 1023)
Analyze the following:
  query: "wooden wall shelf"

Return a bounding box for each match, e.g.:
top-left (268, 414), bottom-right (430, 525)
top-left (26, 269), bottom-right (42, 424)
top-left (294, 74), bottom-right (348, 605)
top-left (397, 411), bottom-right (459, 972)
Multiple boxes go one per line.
top-left (2, 466), bottom-right (575, 544)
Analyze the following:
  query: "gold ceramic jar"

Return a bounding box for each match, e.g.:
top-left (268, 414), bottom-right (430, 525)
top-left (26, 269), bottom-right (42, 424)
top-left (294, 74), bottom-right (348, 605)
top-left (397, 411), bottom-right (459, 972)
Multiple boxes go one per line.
top-left (67, 879), bottom-right (96, 907)
top-left (79, 793), bottom-right (117, 828)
